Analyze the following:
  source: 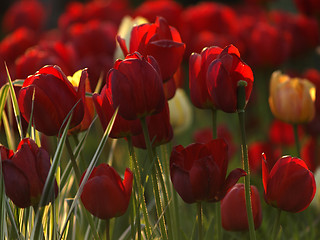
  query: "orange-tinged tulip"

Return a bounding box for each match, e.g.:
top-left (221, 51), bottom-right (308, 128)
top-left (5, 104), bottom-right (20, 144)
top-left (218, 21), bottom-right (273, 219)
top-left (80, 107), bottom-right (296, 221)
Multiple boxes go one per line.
top-left (269, 71), bottom-right (316, 124)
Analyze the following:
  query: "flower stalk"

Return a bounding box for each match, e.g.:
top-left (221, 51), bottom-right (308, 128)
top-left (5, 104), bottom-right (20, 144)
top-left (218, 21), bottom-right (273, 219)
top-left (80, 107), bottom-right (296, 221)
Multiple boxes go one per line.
top-left (237, 81), bottom-right (256, 240)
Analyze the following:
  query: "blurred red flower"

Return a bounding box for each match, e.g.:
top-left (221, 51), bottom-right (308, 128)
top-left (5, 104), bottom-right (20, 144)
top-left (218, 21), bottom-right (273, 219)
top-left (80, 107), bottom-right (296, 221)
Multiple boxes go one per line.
top-left (2, 0), bottom-right (45, 33)
top-left (221, 183), bottom-right (262, 231)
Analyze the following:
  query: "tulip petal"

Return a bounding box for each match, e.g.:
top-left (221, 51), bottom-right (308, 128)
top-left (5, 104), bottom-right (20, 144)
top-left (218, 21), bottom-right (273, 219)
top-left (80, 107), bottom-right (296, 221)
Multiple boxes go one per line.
top-left (2, 160), bottom-right (31, 208)
top-left (222, 168), bottom-right (246, 199)
top-left (123, 168), bottom-right (133, 201)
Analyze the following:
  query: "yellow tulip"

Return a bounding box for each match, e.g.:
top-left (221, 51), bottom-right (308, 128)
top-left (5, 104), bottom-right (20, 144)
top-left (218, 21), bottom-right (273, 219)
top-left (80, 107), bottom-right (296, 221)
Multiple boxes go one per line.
top-left (269, 70), bottom-right (316, 124)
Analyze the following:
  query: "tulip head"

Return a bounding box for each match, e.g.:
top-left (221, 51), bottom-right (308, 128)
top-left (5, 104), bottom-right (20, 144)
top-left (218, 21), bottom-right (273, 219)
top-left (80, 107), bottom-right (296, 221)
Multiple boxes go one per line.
top-left (1, 138), bottom-right (58, 208)
top-left (170, 139), bottom-right (246, 203)
top-left (18, 65), bottom-right (85, 136)
top-left (269, 71), bottom-right (316, 124)
top-left (107, 52), bottom-right (165, 120)
top-left (262, 154), bottom-right (316, 212)
top-left (221, 183), bottom-right (262, 231)
top-left (80, 164), bottom-right (133, 220)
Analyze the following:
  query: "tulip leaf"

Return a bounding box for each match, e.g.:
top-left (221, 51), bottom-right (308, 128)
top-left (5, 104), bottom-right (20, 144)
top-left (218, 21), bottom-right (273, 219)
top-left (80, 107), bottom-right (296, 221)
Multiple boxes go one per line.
top-left (0, 83), bottom-right (9, 124)
top-left (59, 108), bottom-right (118, 240)
top-left (5, 62), bottom-right (23, 139)
top-left (2, 112), bottom-right (16, 150)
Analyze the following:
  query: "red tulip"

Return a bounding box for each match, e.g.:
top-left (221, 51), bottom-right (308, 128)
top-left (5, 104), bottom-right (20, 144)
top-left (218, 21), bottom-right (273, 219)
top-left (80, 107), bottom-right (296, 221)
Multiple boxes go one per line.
top-left (206, 44), bottom-right (254, 113)
top-left (221, 183), bottom-right (262, 231)
top-left (170, 139), bottom-right (246, 203)
top-left (93, 84), bottom-right (142, 138)
top-left (117, 16), bottom-right (185, 82)
top-left (18, 65), bottom-right (85, 136)
top-left (80, 164), bottom-right (133, 220)
top-left (131, 102), bottom-right (173, 149)
top-left (189, 46), bottom-right (222, 109)
top-left (262, 154), bottom-right (316, 212)
top-left (301, 137), bottom-right (320, 172)
top-left (1, 138), bottom-right (58, 208)
top-left (107, 52), bottom-right (165, 120)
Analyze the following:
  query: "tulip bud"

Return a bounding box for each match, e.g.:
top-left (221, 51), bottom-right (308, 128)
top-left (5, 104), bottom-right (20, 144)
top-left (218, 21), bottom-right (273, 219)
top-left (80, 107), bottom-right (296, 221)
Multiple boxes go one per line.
top-left (269, 71), bottom-right (316, 124)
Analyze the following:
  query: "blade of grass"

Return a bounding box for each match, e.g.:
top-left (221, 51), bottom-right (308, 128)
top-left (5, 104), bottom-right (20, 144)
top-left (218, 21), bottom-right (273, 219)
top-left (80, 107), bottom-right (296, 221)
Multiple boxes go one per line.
top-left (5, 62), bottom-right (23, 139)
top-left (0, 155), bottom-right (6, 240)
top-left (5, 199), bottom-right (23, 240)
top-left (59, 108), bottom-right (118, 240)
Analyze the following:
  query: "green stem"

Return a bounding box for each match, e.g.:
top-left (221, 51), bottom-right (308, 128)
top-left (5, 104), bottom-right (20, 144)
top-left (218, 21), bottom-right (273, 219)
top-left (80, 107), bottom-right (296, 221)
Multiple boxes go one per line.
top-left (127, 136), bottom-right (152, 239)
top-left (212, 108), bottom-right (218, 139)
top-left (106, 219), bottom-right (110, 240)
top-left (214, 202), bottom-right (222, 240)
top-left (140, 117), bottom-right (168, 240)
top-left (65, 138), bottom-right (81, 184)
top-left (237, 82), bottom-right (256, 240)
top-left (271, 209), bottom-right (282, 240)
top-left (198, 202), bottom-right (203, 240)
top-left (292, 124), bottom-right (301, 158)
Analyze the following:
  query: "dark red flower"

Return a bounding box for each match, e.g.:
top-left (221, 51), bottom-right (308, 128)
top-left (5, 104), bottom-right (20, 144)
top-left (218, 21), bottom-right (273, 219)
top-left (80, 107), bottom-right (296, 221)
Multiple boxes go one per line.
top-left (189, 46), bottom-right (222, 109)
top-left (221, 183), bottom-right (262, 231)
top-left (107, 52), bottom-right (165, 120)
top-left (15, 41), bottom-right (78, 79)
top-left (18, 65), bottom-right (85, 136)
top-left (206, 44), bottom-right (254, 113)
top-left (93, 84), bottom-right (141, 138)
top-left (262, 154), bottom-right (316, 212)
top-left (65, 20), bottom-right (117, 90)
top-left (80, 164), bottom-right (133, 220)
top-left (131, 102), bottom-right (173, 149)
top-left (170, 139), bottom-right (246, 203)
top-left (118, 16), bottom-right (185, 82)
top-left (1, 138), bottom-right (58, 208)
top-left (2, 0), bottom-right (46, 33)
